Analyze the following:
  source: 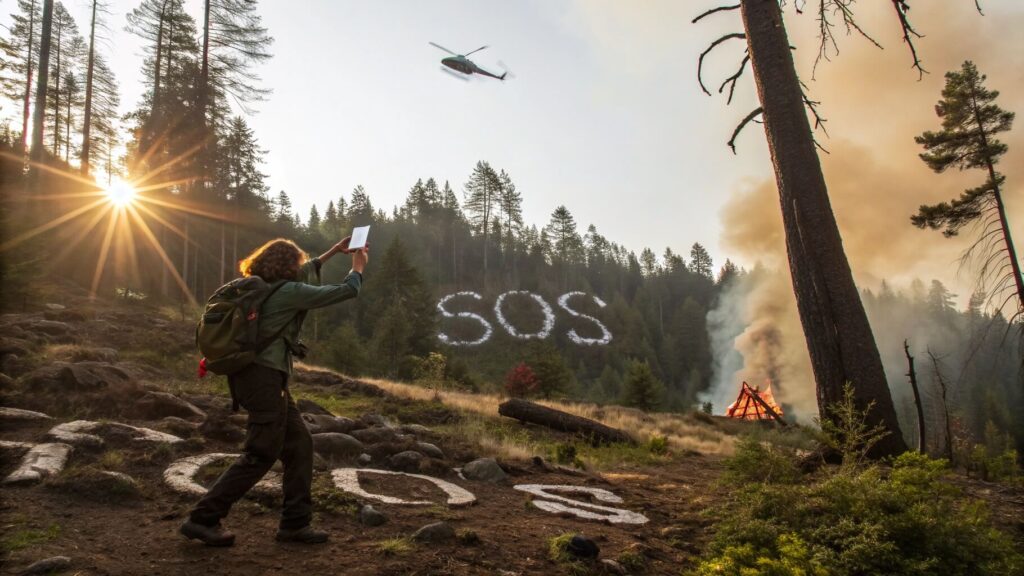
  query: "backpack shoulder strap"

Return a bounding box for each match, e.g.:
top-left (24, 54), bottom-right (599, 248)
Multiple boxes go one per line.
top-left (253, 280), bottom-right (295, 353)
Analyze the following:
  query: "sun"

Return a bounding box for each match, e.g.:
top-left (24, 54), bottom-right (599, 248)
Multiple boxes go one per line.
top-left (104, 179), bottom-right (137, 208)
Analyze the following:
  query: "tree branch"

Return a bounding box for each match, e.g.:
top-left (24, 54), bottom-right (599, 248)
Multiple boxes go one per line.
top-left (718, 52), bottom-right (750, 105)
top-left (728, 107), bottom-right (763, 153)
top-left (692, 4), bottom-right (741, 24)
top-left (698, 33), bottom-right (746, 96)
top-left (891, 0), bottom-right (927, 79)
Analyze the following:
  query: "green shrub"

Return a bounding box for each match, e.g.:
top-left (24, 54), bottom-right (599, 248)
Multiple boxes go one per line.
top-left (724, 435), bottom-right (801, 485)
top-left (647, 435), bottom-right (669, 456)
top-left (696, 445), bottom-right (1023, 575)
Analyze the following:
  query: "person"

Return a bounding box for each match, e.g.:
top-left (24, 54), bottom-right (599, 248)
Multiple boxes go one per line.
top-left (180, 236), bottom-right (368, 546)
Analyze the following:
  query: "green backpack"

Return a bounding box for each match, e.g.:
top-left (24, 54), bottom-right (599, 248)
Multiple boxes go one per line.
top-left (196, 276), bottom-right (289, 376)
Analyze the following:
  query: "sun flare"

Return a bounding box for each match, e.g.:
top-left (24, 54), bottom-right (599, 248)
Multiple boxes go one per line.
top-left (104, 180), bottom-right (137, 208)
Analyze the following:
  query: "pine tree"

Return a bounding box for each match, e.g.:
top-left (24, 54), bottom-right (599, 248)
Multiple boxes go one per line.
top-left (29, 0), bottom-right (53, 164)
top-left (912, 61), bottom-right (1021, 317)
top-left (275, 190), bottom-right (294, 226)
top-left (497, 169), bottom-right (523, 252)
top-left (622, 359), bottom-right (663, 411)
top-left (528, 342), bottom-right (571, 399)
top-left (45, 3), bottom-right (82, 159)
top-left (640, 247), bottom-right (658, 277)
top-left (463, 161), bottom-right (500, 281)
top-left (348, 185), bottom-right (374, 224)
top-left (364, 237), bottom-right (436, 367)
top-left (717, 259), bottom-right (739, 286)
top-left (1, 0), bottom-right (41, 150)
top-left (689, 242), bottom-right (713, 279)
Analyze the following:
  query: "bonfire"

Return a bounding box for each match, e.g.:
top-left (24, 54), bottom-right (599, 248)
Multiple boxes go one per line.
top-left (725, 381), bottom-right (785, 423)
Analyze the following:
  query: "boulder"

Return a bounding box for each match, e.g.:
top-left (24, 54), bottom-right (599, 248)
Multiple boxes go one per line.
top-left (412, 521), bottom-right (455, 543)
top-left (301, 413), bottom-right (355, 434)
top-left (160, 416), bottom-right (199, 437)
top-left (17, 319), bottom-right (72, 336)
top-left (357, 453), bottom-right (372, 465)
top-left (0, 336), bottom-right (32, 358)
top-left (44, 303), bottom-right (67, 311)
top-left (296, 398), bottom-right (333, 416)
top-left (0, 406), bottom-right (52, 422)
top-left (600, 559), bottom-right (627, 575)
top-left (132, 391), bottom-right (206, 421)
top-left (414, 442), bottom-right (445, 460)
top-left (311, 433), bottom-right (364, 461)
top-left (22, 362), bottom-right (131, 392)
top-left (462, 458), bottom-right (507, 483)
top-left (400, 423), bottom-right (432, 436)
top-left (357, 413), bottom-right (391, 428)
top-left (0, 373), bottom-right (14, 388)
top-left (20, 556), bottom-right (72, 575)
top-left (387, 450), bottom-right (423, 472)
top-left (566, 535), bottom-right (600, 560)
top-left (350, 426), bottom-right (398, 445)
top-left (358, 504), bottom-right (387, 527)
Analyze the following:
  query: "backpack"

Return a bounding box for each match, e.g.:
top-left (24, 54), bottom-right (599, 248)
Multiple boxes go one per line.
top-left (195, 276), bottom-right (290, 376)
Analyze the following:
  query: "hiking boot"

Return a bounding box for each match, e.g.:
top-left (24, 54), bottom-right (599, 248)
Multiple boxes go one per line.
top-left (179, 520), bottom-right (236, 547)
top-left (275, 525), bottom-right (329, 544)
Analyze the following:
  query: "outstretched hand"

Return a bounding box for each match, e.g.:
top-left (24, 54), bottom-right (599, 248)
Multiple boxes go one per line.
top-left (351, 243), bottom-right (369, 274)
top-left (331, 236), bottom-right (353, 255)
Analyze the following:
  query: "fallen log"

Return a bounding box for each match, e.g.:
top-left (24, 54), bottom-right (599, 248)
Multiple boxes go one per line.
top-left (497, 399), bottom-right (634, 445)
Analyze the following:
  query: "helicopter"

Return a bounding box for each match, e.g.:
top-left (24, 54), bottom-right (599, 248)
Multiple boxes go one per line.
top-left (430, 42), bottom-right (507, 81)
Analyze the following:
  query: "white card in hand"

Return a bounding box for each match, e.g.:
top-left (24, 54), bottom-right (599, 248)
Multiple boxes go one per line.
top-left (348, 225), bottom-right (370, 250)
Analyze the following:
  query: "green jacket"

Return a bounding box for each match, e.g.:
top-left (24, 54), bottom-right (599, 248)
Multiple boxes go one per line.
top-left (254, 257), bottom-right (362, 375)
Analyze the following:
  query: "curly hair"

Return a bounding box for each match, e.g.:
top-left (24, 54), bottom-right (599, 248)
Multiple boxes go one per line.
top-left (239, 238), bottom-right (307, 282)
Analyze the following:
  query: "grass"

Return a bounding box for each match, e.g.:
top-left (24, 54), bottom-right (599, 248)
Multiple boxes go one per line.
top-left (547, 533), bottom-right (594, 576)
top-left (311, 476), bottom-right (360, 516)
top-left (1, 524), bottom-right (61, 554)
top-left (377, 537), bottom-right (414, 557)
top-left (99, 450), bottom-right (125, 470)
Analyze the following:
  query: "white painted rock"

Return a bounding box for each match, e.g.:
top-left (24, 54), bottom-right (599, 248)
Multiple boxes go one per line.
top-left (164, 453), bottom-right (281, 496)
top-left (48, 420), bottom-right (183, 448)
top-left (513, 484), bottom-right (649, 525)
top-left (0, 406), bottom-right (52, 421)
top-left (3, 443), bottom-right (73, 485)
top-left (331, 468), bottom-right (476, 507)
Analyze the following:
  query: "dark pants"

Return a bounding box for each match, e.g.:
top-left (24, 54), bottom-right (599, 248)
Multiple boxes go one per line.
top-left (190, 363), bottom-right (313, 530)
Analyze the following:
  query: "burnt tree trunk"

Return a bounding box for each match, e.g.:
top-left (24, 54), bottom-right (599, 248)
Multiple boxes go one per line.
top-left (498, 399), bottom-right (634, 445)
top-left (739, 0), bottom-right (907, 456)
top-left (904, 340), bottom-right (925, 452)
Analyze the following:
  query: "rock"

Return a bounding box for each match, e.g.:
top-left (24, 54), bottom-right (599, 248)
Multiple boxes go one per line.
top-left (350, 426), bottom-right (398, 445)
top-left (3, 443), bottom-right (73, 485)
top-left (387, 450), bottom-right (423, 472)
top-left (412, 521), bottom-right (455, 543)
top-left (0, 336), bottom-right (32, 357)
top-left (357, 413), bottom-right (390, 428)
top-left (401, 423), bottom-right (432, 436)
top-left (462, 458), bottom-right (507, 483)
top-left (133, 391), bottom-right (206, 421)
top-left (296, 398), bottom-right (333, 416)
top-left (566, 535), bottom-right (600, 560)
top-left (600, 559), bottom-right (627, 575)
top-left (359, 504), bottom-right (387, 527)
top-left (18, 319), bottom-right (72, 336)
top-left (23, 362), bottom-right (131, 392)
top-left (0, 373), bottom-right (14, 388)
top-left (20, 555), bottom-right (72, 574)
top-left (311, 433), bottom-right (364, 461)
top-left (61, 346), bottom-right (119, 363)
top-left (357, 453), bottom-right (372, 465)
top-left (302, 413), bottom-right (355, 434)
top-left (414, 442), bottom-right (445, 460)
top-left (160, 416), bottom-right (199, 437)
top-left (48, 420), bottom-right (183, 448)
top-left (2, 354), bottom-right (25, 377)
top-left (44, 308), bottom-right (91, 323)
top-left (199, 412), bottom-right (245, 443)
top-left (0, 406), bottom-right (52, 421)
top-left (44, 303), bottom-right (67, 311)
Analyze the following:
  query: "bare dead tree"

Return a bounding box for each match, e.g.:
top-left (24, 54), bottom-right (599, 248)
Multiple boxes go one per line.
top-left (927, 348), bottom-right (954, 461)
top-left (904, 339), bottom-right (926, 452)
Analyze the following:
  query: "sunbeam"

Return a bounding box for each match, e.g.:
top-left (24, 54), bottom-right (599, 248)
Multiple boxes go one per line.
top-left (0, 197), bottom-right (108, 252)
top-left (126, 204), bottom-right (197, 306)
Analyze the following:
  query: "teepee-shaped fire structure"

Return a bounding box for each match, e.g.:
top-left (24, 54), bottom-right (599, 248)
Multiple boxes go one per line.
top-left (725, 381), bottom-right (785, 424)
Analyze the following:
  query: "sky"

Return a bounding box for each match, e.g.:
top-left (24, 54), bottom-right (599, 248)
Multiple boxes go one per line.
top-left (2, 0), bottom-right (1022, 303)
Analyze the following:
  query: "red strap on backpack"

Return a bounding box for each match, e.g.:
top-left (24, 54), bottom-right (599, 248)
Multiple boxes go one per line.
top-left (197, 357), bottom-right (209, 378)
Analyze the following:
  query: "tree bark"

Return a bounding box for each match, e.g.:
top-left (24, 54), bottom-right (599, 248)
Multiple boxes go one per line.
top-left (80, 0), bottom-right (97, 175)
top-left (21, 0), bottom-right (37, 152)
top-left (739, 0), bottom-right (907, 456)
top-left (29, 0), bottom-right (53, 164)
top-left (50, 15), bottom-right (61, 156)
top-left (498, 398), bottom-right (634, 445)
top-left (904, 340), bottom-right (925, 452)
